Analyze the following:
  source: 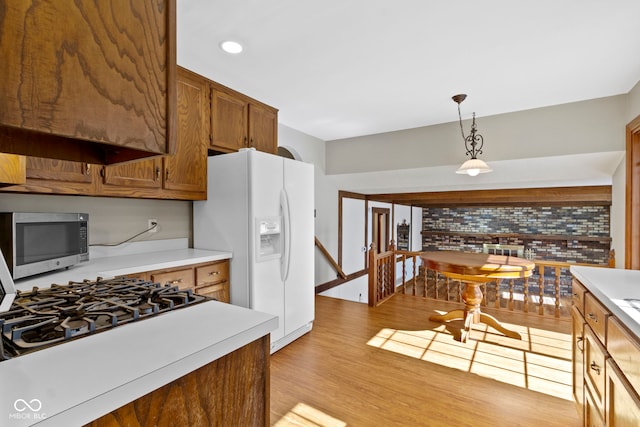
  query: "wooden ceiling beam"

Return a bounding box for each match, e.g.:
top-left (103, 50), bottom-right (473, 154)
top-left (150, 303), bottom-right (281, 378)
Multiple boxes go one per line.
top-left (366, 185), bottom-right (612, 208)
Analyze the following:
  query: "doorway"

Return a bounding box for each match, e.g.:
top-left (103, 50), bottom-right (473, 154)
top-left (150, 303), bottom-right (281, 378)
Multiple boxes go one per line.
top-left (372, 207), bottom-right (390, 253)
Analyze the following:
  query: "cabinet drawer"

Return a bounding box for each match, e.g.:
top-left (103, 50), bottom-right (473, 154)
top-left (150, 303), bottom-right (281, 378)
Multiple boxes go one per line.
top-left (196, 262), bottom-right (229, 286)
top-left (123, 272), bottom-right (149, 281)
top-left (608, 317), bottom-right (640, 397)
top-left (151, 268), bottom-right (194, 291)
top-left (585, 293), bottom-right (609, 344)
top-left (584, 325), bottom-right (607, 419)
top-left (196, 282), bottom-right (229, 303)
top-left (571, 278), bottom-right (587, 316)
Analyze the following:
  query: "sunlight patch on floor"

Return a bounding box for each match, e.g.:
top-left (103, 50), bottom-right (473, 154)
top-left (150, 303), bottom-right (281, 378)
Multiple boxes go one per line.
top-left (273, 402), bottom-right (347, 427)
top-left (366, 321), bottom-right (573, 401)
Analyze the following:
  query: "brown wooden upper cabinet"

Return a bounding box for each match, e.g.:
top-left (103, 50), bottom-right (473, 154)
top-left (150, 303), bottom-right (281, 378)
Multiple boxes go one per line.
top-left (0, 154), bottom-right (26, 186)
top-left (99, 67), bottom-right (208, 200)
top-left (0, 0), bottom-right (176, 165)
top-left (210, 83), bottom-right (278, 154)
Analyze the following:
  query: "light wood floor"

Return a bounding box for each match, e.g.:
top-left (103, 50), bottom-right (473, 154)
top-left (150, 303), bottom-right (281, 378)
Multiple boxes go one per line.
top-left (270, 294), bottom-right (580, 427)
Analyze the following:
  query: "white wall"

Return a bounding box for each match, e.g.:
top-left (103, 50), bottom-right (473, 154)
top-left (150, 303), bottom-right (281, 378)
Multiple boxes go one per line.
top-left (326, 95), bottom-right (627, 174)
top-left (0, 193), bottom-right (191, 246)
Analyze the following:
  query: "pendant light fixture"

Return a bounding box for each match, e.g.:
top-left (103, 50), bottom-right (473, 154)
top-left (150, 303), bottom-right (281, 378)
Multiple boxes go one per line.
top-left (453, 94), bottom-right (492, 176)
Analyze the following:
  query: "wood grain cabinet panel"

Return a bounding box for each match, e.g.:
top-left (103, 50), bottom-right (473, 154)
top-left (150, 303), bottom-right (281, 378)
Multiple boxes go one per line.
top-left (99, 67), bottom-right (207, 200)
top-left (607, 317), bottom-right (640, 397)
top-left (585, 293), bottom-right (609, 344)
top-left (572, 276), bottom-right (640, 426)
top-left (572, 305), bottom-right (586, 420)
top-left (163, 67), bottom-right (209, 197)
top-left (606, 359), bottom-right (640, 426)
top-left (3, 157), bottom-right (97, 195)
top-left (572, 278), bottom-right (587, 316)
top-left (210, 83), bottom-right (278, 155)
top-left (211, 88), bottom-right (249, 152)
top-left (84, 335), bottom-right (270, 427)
top-left (0, 0), bottom-right (176, 164)
top-left (584, 325), bottom-right (608, 420)
top-left (150, 268), bottom-right (194, 291)
top-left (196, 261), bottom-right (230, 303)
top-left (129, 260), bottom-right (230, 303)
top-left (0, 154), bottom-right (25, 186)
top-left (248, 103), bottom-right (278, 154)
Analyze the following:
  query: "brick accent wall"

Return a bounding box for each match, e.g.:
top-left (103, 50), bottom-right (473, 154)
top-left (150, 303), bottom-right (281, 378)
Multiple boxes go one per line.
top-left (422, 206), bottom-right (611, 265)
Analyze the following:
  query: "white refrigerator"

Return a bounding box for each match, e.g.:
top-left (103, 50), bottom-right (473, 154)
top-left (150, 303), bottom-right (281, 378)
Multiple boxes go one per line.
top-left (193, 149), bottom-right (315, 353)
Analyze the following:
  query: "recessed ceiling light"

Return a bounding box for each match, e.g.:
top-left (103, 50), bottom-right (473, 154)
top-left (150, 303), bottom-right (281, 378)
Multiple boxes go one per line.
top-left (220, 40), bottom-right (243, 54)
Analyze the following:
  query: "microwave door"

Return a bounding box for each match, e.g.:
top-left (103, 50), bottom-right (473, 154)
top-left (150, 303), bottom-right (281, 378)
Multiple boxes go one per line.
top-left (0, 248), bottom-right (16, 313)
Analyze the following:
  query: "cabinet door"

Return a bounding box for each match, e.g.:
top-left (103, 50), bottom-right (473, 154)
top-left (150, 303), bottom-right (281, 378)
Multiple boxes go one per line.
top-left (4, 157), bottom-right (96, 195)
top-left (101, 158), bottom-right (163, 190)
top-left (211, 88), bottom-right (248, 152)
top-left (606, 359), bottom-right (640, 426)
top-left (0, 154), bottom-right (25, 186)
top-left (248, 103), bottom-right (277, 154)
top-left (584, 326), bottom-right (607, 419)
top-left (572, 306), bottom-right (585, 421)
top-left (0, 1), bottom-right (175, 163)
top-left (163, 68), bottom-right (208, 196)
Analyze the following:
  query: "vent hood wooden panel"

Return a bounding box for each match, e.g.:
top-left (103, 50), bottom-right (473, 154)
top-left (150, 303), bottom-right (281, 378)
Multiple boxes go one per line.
top-left (0, 0), bottom-right (176, 165)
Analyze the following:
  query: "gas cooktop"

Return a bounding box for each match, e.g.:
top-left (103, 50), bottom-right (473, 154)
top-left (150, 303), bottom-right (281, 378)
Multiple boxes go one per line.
top-left (0, 277), bottom-right (206, 361)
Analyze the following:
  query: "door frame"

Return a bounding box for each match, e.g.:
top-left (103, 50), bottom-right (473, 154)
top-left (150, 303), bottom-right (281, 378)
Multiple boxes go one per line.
top-left (626, 114), bottom-right (640, 269)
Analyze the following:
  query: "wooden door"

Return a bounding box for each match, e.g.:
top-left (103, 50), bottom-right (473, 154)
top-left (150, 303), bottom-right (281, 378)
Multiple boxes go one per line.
top-left (163, 68), bottom-right (208, 196)
top-left (372, 207), bottom-right (391, 253)
top-left (248, 103), bottom-right (277, 154)
top-left (211, 88), bottom-right (247, 152)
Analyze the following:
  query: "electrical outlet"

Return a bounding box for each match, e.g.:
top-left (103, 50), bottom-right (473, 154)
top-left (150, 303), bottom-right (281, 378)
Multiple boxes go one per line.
top-left (148, 219), bottom-right (158, 233)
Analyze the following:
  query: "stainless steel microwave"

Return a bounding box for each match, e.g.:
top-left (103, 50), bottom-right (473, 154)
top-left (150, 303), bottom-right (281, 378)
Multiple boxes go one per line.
top-left (0, 212), bottom-right (89, 280)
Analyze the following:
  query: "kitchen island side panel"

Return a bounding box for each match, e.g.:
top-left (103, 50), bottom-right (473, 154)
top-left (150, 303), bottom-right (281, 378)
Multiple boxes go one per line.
top-left (83, 335), bottom-right (270, 427)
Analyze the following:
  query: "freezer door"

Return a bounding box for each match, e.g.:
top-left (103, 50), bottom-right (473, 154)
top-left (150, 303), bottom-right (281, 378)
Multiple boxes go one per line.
top-left (249, 151), bottom-right (286, 343)
top-left (282, 158), bottom-right (315, 335)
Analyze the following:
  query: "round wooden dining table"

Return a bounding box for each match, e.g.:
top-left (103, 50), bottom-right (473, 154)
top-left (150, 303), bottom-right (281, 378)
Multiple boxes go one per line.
top-left (421, 251), bottom-right (535, 343)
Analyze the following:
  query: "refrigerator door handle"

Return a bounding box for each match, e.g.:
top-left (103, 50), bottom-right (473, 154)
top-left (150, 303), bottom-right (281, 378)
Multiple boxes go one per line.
top-left (280, 188), bottom-right (292, 282)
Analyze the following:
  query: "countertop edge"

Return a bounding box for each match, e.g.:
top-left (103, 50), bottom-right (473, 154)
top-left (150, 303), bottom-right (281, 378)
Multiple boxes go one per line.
top-left (570, 266), bottom-right (640, 340)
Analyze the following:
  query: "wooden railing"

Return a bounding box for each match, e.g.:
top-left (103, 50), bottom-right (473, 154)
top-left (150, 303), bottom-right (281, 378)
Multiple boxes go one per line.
top-left (368, 243), bottom-right (397, 307)
top-left (370, 247), bottom-right (614, 318)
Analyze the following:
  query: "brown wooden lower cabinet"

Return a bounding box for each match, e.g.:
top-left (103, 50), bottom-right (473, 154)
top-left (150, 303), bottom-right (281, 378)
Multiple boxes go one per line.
top-left (127, 260), bottom-right (230, 303)
top-left (84, 335), bottom-right (270, 427)
top-left (572, 277), bottom-right (640, 426)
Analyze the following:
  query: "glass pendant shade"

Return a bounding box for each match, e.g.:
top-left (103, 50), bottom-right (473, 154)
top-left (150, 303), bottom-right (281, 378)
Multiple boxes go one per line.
top-left (456, 158), bottom-right (492, 176)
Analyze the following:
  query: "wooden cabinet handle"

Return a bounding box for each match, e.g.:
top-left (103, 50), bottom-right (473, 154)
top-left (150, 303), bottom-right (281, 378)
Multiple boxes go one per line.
top-left (170, 279), bottom-right (183, 284)
top-left (576, 336), bottom-right (584, 352)
top-left (208, 271), bottom-right (220, 276)
top-left (155, 166), bottom-right (160, 181)
top-left (85, 163), bottom-right (91, 175)
top-left (587, 313), bottom-right (598, 322)
top-left (165, 169), bottom-right (170, 182)
top-left (590, 361), bottom-right (601, 375)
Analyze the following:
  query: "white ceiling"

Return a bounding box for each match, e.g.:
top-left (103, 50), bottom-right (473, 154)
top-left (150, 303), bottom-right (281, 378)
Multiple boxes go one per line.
top-left (177, 0), bottom-right (640, 142)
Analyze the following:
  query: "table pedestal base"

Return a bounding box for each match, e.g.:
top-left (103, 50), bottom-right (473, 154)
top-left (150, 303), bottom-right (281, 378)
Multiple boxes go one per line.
top-left (429, 281), bottom-right (522, 343)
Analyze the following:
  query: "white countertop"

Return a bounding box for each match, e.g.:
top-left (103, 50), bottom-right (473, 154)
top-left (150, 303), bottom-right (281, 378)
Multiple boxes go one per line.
top-left (0, 300), bottom-right (277, 426)
top-left (2, 240), bottom-right (277, 426)
top-left (15, 247), bottom-right (233, 292)
top-left (571, 266), bottom-right (640, 339)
